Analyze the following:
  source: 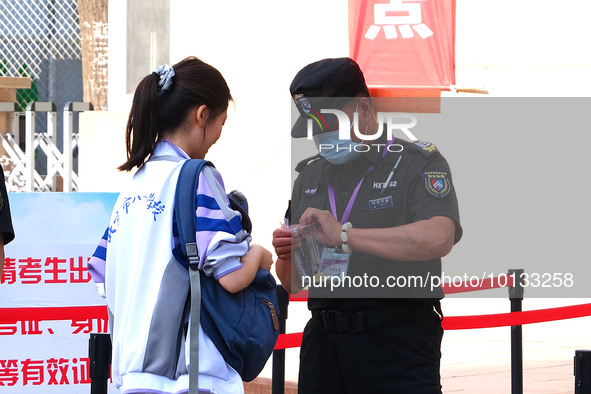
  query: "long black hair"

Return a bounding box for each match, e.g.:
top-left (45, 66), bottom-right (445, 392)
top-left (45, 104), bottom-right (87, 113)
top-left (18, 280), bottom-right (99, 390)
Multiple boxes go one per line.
top-left (119, 56), bottom-right (232, 171)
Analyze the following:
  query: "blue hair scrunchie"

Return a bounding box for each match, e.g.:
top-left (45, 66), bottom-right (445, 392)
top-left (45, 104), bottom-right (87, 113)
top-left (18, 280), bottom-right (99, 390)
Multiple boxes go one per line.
top-left (153, 64), bottom-right (175, 95)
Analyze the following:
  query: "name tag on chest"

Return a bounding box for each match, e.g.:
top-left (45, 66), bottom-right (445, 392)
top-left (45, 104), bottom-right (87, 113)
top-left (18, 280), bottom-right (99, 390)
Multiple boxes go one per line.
top-left (368, 195), bottom-right (394, 211)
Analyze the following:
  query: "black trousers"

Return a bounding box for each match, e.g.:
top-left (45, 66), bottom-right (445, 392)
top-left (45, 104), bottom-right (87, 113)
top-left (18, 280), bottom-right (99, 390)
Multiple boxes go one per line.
top-left (298, 308), bottom-right (443, 394)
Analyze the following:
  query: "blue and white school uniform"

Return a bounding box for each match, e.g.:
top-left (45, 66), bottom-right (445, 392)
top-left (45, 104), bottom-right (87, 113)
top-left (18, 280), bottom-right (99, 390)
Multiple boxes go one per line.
top-left (88, 140), bottom-right (247, 394)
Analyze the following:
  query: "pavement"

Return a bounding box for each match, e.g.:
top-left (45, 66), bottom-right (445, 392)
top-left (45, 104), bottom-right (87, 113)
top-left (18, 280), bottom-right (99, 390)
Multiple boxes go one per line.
top-left (246, 360), bottom-right (578, 394)
top-left (441, 360), bottom-right (575, 393)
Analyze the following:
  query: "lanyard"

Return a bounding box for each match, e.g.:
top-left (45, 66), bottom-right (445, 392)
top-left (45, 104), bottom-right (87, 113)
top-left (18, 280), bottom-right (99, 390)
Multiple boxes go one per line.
top-left (327, 139), bottom-right (396, 224)
top-left (328, 166), bottom-right (374, 224)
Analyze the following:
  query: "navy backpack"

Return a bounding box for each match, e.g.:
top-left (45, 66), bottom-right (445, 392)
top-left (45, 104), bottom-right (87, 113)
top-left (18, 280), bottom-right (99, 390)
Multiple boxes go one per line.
top-left (173, 159), bottom-right (279, 389)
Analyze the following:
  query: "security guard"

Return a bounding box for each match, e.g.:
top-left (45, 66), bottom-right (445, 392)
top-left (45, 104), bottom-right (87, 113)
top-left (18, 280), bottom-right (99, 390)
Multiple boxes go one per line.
top-left (273, 58), bottom-right (462, 393)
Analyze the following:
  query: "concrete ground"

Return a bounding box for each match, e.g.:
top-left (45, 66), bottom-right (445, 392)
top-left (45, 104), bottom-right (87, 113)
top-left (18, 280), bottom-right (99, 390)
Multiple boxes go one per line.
top-left (246, 360), bottom-right (577, 393)
top-left (441, 360), bottom-right (575, 393)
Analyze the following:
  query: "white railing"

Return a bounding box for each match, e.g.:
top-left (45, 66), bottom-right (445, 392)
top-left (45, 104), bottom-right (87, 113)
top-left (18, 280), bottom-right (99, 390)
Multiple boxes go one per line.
top-left (0, 101), bottom-right (93, 192)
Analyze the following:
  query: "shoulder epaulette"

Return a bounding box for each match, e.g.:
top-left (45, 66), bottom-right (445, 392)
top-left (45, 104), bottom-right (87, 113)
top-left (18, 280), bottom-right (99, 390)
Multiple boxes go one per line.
top-left (407, 140), bottom-right (439, 157)
top-left (295, 154), bottom-right (322, 173)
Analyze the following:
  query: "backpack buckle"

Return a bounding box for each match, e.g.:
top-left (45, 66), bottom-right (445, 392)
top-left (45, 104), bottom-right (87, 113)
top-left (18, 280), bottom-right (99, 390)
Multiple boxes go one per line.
top-left (186, 243), bottom-right (200, 271)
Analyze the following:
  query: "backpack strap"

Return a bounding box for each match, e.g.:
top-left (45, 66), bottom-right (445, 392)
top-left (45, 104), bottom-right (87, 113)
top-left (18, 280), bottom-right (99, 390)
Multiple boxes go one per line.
top-left (174, 159), bottom-right (208, 394)
top-left (175, 159), bottom-right (208, 269)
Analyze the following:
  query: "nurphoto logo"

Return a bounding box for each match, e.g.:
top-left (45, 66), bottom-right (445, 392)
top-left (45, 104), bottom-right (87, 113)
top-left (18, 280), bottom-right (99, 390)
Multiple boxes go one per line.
top-left (306, 108), bottom-right (419, 154)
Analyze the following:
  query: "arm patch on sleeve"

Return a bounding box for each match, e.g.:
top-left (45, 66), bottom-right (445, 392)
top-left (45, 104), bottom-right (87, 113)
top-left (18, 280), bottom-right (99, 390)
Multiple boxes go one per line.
top-left (423, 171), bottom-right (451, 199)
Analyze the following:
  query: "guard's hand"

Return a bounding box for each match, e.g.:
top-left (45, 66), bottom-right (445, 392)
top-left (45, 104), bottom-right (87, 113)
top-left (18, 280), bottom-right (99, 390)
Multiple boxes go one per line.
top-left (299, 207), bottom-right (342, 246)
top-left (272, 227), bottom-right (301, 260)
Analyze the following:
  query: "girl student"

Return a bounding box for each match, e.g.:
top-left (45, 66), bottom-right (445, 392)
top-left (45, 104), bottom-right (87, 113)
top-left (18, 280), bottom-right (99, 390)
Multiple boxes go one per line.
top-left (88, 56), bottom-right (273, 394)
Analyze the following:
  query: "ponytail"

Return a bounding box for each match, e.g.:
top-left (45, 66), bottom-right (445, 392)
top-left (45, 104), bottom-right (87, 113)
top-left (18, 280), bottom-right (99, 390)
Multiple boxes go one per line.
top-left (118, 73), bottom-right (160, 171)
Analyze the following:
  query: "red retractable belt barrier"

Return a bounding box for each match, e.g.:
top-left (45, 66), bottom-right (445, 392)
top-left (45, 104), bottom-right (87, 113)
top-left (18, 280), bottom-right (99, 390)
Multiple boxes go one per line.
top-left (2, 274), bottom-right (590, 351)
top-left (271, 303), bottom-right (591, 350)
top-left (443, 303), bottom-right (591, 331)
top-left (2, 303), bottom-right (590, 350)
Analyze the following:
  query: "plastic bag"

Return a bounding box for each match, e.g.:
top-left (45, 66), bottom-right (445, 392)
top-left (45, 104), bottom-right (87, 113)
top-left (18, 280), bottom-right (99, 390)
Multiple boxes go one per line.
top-left (288, 222), bottom-right (327, 280)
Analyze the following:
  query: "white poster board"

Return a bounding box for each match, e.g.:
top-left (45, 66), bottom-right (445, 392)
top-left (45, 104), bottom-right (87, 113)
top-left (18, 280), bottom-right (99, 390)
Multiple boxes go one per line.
top-left (0, 192), bottom-right (119, 393)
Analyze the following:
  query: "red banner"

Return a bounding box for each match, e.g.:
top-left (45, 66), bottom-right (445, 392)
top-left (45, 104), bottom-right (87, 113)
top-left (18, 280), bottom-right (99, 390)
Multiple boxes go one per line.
top-left (349, 0), bottom-right (455, 92)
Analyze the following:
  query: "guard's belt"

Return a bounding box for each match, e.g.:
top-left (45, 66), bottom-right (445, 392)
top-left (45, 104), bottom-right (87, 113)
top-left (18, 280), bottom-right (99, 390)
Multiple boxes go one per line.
top-left (312, 302), bottom-right (438, 334)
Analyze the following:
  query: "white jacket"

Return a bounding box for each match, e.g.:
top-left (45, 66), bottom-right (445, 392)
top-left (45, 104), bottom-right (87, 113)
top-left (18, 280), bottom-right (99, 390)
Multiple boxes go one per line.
top-left (90, 141), bottom-right (247, 394)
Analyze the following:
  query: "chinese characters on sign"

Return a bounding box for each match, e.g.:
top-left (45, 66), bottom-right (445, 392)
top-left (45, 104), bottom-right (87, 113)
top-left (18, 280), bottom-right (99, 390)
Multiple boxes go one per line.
top-left (349, 0), bottom-right (455, 90)
top-left (365, 0), bottom-right (434, 40)
top-left (0, 316), bottom-right (108, 336)
top-left (0, 357), bottom-right (91, 387)
top-left (1, 256), bottom-right (91, 285)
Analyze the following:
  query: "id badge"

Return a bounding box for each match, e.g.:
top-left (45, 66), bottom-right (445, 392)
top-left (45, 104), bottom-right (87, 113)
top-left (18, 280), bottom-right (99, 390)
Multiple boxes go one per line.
top-left (319, 247), bottom-right (350, 278)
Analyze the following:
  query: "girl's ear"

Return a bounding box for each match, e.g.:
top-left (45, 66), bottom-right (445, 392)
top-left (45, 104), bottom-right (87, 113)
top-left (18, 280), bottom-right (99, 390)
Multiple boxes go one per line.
top-left (193, 104), bottom-right (208, 129)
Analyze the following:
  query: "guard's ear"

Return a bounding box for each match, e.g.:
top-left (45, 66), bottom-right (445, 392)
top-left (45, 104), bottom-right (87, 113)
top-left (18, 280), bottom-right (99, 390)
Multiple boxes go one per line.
top-left (358, 97), bottom-right (373, 119)
top-left (356, 97), bottom-right (375, 137)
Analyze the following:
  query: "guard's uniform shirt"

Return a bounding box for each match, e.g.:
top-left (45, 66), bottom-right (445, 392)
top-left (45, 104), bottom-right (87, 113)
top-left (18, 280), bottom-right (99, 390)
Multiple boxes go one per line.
top-left (289, 136), bottom-right (462, 312)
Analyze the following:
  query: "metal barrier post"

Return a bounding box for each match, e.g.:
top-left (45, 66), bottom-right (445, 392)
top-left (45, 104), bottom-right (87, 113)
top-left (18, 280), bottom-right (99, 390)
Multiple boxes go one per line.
top-left (575, 350), bottom-right (591, 393)
top-left (63, 101), bottom-right (93, 191)
top-left (508, 269), bottom-right (524, 394)
top-left (272, 285), bottom-right (290, 394)
top-left (89, 333), bottom-right (111, 394)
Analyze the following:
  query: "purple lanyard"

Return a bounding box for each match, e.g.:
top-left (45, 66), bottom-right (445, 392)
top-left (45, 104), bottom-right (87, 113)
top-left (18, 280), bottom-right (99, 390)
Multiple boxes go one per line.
top-left (327, 139), bottom-right (394, 224)
top-left (328, 167), bottom-right (374, 224)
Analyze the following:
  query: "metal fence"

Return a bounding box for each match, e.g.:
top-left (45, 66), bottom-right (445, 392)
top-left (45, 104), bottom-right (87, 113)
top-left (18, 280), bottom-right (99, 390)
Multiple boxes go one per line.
top-left (0, 0), bottom-right (83, 184)
top-left (0, 101), bottom-right (93, 192)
